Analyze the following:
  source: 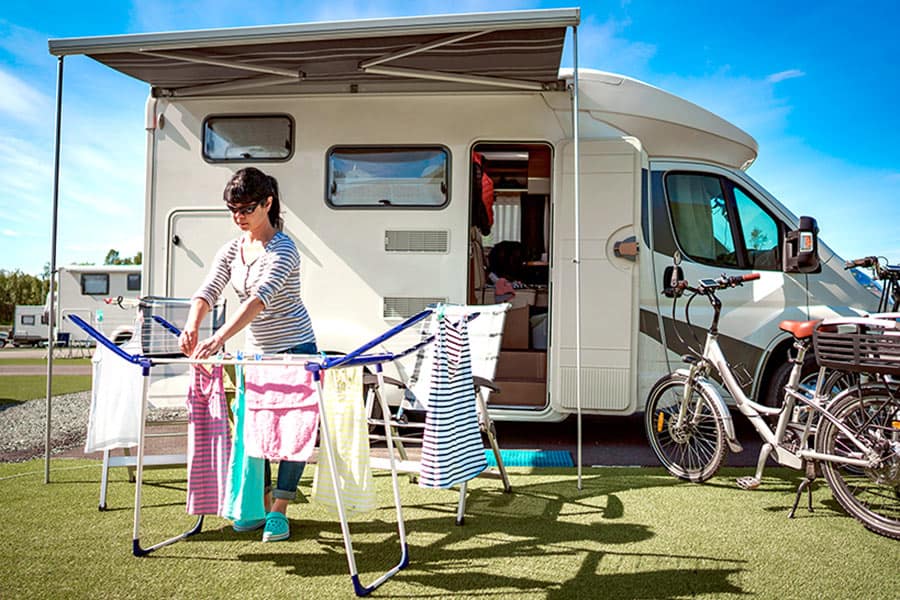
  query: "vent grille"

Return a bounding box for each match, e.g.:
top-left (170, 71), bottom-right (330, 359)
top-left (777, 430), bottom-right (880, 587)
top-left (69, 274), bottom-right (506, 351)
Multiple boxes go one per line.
top-left (384, 230), bottom-right (449, 253)
top-left (383, 297), bottom-right (447, 319)
top-left (559, 367), bottom-right (631, 411)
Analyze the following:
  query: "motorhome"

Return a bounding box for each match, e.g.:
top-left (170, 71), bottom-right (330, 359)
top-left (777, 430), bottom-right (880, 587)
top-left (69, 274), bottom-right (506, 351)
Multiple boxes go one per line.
top-left (12, 305), bottom-right (47, 347)
top-left (48, 9), bottom-right (875, 422)
top-left (51, 265), bottom-right (143, 345)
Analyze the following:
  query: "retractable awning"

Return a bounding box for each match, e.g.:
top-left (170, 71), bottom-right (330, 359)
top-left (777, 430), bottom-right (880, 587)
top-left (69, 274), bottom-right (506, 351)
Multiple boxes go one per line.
top-left (48, 8), bottom-right (580, 97)
top-left (44, 8), bottom-right (590, 490)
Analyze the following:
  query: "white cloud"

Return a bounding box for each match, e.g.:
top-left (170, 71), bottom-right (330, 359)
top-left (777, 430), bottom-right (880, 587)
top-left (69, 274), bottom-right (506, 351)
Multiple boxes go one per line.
top-left (1, 229), bottom-right (19, 237)
top-left (656, 70), bottom-right (791, 139)
top-left (0, 21), bottom-right (50, 61)
top-left (0, 68), bottom-right (51, 125)
top-left (563, 16), bottom-right (656, 77)
top-left (129, 0), bottom-right (531, 31)
top-left (766, 69), bottom-right (805, 84)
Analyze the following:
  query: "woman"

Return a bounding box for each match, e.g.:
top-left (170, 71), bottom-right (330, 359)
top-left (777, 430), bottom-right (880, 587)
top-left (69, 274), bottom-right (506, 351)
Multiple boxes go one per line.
top-left (179, 167), bottom-right (316, 542)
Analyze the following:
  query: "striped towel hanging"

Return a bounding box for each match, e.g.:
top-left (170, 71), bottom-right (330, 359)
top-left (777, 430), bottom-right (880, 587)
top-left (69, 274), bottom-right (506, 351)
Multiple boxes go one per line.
top-left (418, 314), bottom-right (487, 488)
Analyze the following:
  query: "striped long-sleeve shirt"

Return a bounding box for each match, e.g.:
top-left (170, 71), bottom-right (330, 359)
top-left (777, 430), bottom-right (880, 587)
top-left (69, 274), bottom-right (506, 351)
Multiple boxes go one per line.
top-left (193, 231), bottom-right (316, 354)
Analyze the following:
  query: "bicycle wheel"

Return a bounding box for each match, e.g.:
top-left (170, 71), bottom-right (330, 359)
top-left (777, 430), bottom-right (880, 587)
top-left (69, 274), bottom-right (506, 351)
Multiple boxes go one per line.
top-left (816, 383), bottom-right (900, 539)
top-left (644, 373), bottom-right (727, 482)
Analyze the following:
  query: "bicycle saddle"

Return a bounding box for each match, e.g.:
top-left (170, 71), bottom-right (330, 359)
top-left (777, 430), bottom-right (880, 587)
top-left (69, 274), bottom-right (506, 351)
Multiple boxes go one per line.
top-left (778, 319), bottom-right (821, 339)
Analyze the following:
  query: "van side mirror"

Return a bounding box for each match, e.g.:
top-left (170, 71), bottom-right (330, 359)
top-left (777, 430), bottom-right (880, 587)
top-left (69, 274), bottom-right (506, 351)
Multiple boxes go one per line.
top-left (662, 265), bottom-right (684, 297)
top-left (783, 215), bottom-right (820, 273)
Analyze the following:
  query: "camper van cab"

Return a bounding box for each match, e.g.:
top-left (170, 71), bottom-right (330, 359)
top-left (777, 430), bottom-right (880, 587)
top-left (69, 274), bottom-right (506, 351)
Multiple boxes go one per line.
top-left (49, 10), bottom-right (875, 422)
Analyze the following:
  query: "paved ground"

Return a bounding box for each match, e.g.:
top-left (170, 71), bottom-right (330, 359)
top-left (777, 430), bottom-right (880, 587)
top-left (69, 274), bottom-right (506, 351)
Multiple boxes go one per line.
top-left (0, 347), bottom-right (92, 375)
top-left (61, 413), bottom-right (766, 469)
top-left (6, 345), bottom-right (766, 469)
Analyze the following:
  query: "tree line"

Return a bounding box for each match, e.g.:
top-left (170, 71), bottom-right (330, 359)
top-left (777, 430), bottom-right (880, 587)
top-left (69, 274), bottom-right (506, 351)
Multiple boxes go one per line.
top-left (0, 249), bottom-right (141, 325)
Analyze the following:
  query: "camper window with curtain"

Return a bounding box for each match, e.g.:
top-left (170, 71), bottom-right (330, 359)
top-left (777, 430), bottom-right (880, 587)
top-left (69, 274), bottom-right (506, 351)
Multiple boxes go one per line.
top-left (326, 146), bottom-right (449, 208)
top-left (81, 274), bottom-right (109, 295)
top-left (202, 115), bottom-right (293, 161)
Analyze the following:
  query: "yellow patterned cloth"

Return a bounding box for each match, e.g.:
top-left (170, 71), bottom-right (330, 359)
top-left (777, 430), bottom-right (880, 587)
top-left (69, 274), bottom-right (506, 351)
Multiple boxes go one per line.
top-left (311, 367), bottom-right (375, 518)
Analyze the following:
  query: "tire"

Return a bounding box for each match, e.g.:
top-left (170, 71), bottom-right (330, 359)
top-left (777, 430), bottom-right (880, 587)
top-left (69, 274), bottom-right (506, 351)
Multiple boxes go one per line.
top-left (763, 352), bottom-right (819, 408)
top-left (816, 384), bottom-right (900, 539)
top-left (644, 373), bottom-right (727, 482)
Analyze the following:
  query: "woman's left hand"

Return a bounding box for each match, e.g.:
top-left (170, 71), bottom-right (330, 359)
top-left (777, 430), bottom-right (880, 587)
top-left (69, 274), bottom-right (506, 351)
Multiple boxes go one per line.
top-left (191, 334), bottom-right (224, 360)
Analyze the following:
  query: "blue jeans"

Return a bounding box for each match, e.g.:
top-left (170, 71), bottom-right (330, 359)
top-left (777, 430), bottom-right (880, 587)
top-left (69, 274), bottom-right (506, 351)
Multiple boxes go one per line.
top-left (264, 340), bottom-right (317, 501)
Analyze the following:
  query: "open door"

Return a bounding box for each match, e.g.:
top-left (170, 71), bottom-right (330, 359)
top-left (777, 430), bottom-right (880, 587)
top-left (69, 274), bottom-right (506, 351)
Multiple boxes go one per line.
top-left (468, 142), bottom-right (551, 411)
top-left (550, 139), bottom-right (641, 414)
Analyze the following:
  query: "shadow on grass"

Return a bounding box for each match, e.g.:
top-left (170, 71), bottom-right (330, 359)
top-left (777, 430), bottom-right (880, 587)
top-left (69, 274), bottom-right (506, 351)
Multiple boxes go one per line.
top-left (216, 471), bottom-right (750, 598)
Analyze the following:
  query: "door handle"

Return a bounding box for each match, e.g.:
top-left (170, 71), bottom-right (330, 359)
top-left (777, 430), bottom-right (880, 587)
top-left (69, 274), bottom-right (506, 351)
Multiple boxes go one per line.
top-left (614, 236), bottom-right (638, 261)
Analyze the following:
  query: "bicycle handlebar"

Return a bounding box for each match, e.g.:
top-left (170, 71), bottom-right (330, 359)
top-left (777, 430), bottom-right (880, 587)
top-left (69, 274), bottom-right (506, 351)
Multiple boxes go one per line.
top-left (844, 256), bottom-right (878, 270)
top-left (672, 272), bottom-right (760, 296)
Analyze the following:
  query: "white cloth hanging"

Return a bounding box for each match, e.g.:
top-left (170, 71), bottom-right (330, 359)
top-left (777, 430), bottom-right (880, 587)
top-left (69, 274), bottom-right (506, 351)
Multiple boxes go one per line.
top-left (84, 338), bottom-right (144, 452)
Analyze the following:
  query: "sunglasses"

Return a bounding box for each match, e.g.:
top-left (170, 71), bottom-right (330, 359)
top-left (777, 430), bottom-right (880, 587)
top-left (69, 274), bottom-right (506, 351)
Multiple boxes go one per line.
top-left (227, 201), bottom-right (262, 216)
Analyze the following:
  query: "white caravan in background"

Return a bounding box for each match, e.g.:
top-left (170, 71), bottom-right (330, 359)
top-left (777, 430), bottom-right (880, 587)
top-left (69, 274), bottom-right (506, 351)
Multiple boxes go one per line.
top-left (50, 265), bottom-right (143, 345)
top-left (49, 9), bottom-right (875, 422)
top-left (12, 305), bottom-right (47, 347)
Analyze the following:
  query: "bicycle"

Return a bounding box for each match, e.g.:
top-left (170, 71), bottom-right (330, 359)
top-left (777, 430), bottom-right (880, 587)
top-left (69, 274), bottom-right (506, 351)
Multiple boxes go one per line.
top-left (644, 268), bottom-right (900, 538)
top-left (845, 255), bottom-right (900, 314)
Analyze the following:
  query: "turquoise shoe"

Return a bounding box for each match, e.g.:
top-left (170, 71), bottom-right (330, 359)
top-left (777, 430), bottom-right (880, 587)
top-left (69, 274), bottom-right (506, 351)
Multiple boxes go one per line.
top-left (232, 518), bottom-right (266, 533)
top-left (262, 512), bottom-right (290, 542)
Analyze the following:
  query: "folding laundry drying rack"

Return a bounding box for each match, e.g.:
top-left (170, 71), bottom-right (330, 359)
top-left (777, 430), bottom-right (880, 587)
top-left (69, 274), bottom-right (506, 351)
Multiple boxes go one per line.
top-left (68, 307), bottom-right (475, 597)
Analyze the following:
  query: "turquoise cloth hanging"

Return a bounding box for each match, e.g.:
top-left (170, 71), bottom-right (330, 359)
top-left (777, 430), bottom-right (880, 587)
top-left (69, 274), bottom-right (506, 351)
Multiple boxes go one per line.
top-left (222, 362), bottom-right (267, 522)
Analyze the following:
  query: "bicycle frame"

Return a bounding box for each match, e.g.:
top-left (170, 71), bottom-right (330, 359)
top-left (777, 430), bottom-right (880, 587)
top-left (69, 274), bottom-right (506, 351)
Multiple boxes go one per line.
top-left (677, 299), bottom-right (882, 475)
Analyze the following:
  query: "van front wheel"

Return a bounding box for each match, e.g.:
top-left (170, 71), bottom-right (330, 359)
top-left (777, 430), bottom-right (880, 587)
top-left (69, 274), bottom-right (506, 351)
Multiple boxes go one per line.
top-left (763, 353), bottom-right (819, 408)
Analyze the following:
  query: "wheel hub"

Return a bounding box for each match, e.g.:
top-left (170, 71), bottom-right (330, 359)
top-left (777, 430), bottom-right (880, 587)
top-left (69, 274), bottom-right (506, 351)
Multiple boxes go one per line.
top-left (668, 421), bottom-right (694, 445)
top-left (865, 441), bottom-right (900, 486)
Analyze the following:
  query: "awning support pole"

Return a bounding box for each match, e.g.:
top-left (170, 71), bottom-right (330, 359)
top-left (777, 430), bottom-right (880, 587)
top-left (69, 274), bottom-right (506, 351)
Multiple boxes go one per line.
top-left (571, 25), bottom-right (583, 490)
top-left (45, 55), bottom-right (64, 484)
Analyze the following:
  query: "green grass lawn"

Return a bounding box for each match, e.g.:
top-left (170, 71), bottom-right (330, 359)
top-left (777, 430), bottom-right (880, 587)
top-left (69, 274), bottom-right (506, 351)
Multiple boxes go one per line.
top-left (0, 375), bottom-right (92, 402)
top-left (0, 463), bottom-right (896, 599)
top-left (0, 355), bottom-right (92, 402)
top-left (0, 357), bottom-right (91, 366)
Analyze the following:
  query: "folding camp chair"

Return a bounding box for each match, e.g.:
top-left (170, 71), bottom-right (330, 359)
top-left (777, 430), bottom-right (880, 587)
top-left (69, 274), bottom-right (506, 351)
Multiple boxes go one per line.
top-left (365, 303), bottom-right (512, 525)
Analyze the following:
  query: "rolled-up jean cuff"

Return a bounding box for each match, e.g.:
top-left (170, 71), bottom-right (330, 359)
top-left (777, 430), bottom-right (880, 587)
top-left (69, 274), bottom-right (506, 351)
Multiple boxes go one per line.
top-left (272, 488), bottom-right (298, 501)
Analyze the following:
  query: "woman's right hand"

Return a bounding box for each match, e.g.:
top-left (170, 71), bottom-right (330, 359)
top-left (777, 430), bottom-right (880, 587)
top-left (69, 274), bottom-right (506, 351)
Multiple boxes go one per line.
top-left (179, 328), bottom-right (198, 356)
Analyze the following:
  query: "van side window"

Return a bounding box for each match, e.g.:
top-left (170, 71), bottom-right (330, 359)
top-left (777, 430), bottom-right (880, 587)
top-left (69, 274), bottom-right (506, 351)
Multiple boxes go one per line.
top-left (733, 187), bottom-right (780, 269)
top-left (21, 315), bottom-right (35, 326)
top-left (326, 147), bottom-right (449, 208)
top-left (665, 172), bottom-right (781, 271)
top-left (81, 274), bottom-right (109, 295)
top-left (202, 115), bottom-right (293, 162)
top-left (666, 173), bottom-right (738, 267)
top-left (127, 273), bottom-right (141, 291)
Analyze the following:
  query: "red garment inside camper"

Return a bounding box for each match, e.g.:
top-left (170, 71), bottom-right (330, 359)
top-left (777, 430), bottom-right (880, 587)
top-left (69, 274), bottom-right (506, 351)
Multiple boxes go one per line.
top-left (472, 152), bottom-right (494, 229)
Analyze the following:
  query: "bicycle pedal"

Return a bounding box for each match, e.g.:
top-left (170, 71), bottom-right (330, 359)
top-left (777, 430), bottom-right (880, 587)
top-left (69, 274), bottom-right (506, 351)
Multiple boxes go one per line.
top-left (735, 476), bottom-right (761, 490)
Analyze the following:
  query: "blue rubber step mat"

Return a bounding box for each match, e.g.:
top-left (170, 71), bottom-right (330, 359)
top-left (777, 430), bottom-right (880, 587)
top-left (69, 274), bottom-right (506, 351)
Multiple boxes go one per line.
top-left (485, 449), bottom-right (574, 467)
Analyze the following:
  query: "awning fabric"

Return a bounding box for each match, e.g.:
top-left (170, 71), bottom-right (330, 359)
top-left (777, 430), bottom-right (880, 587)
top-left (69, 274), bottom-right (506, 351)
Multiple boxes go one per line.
top-left (48, 9), bottom-right (580, 97)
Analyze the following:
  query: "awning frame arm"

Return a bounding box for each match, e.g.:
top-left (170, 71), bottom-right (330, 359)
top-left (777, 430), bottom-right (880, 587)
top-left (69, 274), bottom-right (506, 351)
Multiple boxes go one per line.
top-left (160, 74), bottom-right (299, 97)
top-left (359, 27), bottom-right (548, 91)
top-left (140, 49), bottom-right (306, 79)
top-left (359, 29), bottom-right (493, 69)
top-left (363, 65), bottom-right (545, 91)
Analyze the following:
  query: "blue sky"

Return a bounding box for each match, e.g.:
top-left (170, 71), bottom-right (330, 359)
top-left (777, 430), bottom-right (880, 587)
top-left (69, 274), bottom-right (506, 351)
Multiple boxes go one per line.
top-left (1, 0), bottom-right (898, 275)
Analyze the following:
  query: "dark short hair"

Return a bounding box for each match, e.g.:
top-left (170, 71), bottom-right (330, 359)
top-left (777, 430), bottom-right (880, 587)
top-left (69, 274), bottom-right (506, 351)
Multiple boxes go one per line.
top-left (223, 167), bottom-right (283, 230)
